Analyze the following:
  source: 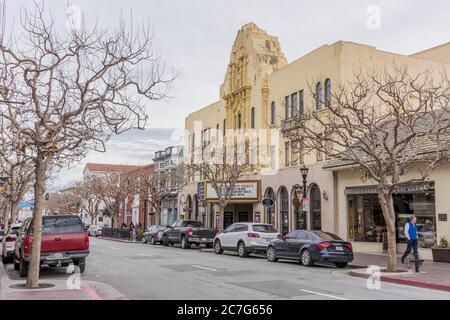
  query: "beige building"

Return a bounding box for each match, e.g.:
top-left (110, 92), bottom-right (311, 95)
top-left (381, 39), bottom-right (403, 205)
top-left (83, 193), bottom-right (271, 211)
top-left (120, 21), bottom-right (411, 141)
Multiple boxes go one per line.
top-left (180, 22), bottom-right (450, 256)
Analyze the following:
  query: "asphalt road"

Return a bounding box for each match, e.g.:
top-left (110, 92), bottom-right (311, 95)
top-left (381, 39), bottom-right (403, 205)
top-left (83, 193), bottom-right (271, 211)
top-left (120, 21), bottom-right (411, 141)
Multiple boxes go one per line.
top-left (6, 237), bottom-right (450, 300)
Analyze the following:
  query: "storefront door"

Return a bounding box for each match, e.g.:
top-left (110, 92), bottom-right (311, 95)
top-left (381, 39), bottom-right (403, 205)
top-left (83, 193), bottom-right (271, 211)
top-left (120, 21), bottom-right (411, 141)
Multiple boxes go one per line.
top-left (224, 213), bottom-right (233, 229)
top-left (239, 212), bottom-right (249, 222)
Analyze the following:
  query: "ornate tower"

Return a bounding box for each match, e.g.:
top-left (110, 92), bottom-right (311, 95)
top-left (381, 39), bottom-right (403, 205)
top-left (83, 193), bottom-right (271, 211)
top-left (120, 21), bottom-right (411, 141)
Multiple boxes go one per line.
top-left (221, 23), bottom-right (287, 130)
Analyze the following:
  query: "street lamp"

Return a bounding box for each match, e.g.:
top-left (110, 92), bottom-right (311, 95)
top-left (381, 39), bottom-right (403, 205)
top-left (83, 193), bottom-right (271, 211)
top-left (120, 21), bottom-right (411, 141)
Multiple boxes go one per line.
top-left (300, 165), bottom-right (309, 230)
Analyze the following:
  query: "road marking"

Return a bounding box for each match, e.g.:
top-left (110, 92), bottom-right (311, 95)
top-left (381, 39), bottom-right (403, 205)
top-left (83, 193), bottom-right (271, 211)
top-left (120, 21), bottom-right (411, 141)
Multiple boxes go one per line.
top-left (192, 264), bottom-right (218, 271)
top-left (141, 253), bottom-right (154, 258)
top-left (300, 289), bottom-right (348, 300)
top-left (109, 247), bottom-right (119, 250)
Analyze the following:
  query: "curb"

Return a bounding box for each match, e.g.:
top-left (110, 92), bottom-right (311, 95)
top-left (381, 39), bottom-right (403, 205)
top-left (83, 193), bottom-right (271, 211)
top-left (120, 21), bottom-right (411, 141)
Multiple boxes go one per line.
top-left (349, 270), bottom-right (450, 292)
top-left (97, 237), bottom-right (136, 244)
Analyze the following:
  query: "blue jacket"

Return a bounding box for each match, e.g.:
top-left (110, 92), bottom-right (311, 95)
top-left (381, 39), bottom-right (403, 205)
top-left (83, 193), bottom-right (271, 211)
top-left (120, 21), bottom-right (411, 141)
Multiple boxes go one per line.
top-left (404, 221), bottom-right (417, 241)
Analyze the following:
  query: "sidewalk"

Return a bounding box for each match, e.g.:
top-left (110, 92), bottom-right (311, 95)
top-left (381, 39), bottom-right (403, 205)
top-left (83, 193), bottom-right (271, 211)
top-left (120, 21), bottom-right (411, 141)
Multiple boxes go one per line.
top-left (349, 253), bottom-right (450, 292)
top-left (0, 262), bottom-right (127, 300)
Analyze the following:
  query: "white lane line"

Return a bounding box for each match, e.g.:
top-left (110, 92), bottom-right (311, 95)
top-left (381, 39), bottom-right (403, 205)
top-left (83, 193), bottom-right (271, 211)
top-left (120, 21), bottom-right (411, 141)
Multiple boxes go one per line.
top-left (110, 247), bottom-right (119, 250)
top-left (300, 289), bottom-right (348, 300)
top-left (192, 264), bottom-right (218, 272)
top-left (141, 253), bottom-right (154, 258)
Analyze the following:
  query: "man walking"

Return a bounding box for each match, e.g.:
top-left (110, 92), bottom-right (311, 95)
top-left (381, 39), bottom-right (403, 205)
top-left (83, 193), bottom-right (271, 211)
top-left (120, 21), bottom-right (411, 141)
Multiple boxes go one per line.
top-left (401, 216), bottom-right (420, 272)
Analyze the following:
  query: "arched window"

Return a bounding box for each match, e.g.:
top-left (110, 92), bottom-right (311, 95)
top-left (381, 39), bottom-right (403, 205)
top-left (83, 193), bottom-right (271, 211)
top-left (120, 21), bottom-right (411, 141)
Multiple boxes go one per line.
top-left (238, 113), bottom-right (242, 129)
top-left (251, 107), bottom-right (255, 129)
top-left (324, 78), bottom-right (331, 107)
top-left (223, 119), bottom-right (226, 136)
top-left (316, 82), bottom-right (323, 110)
top-left (270, 101), bottom-right (276, 125)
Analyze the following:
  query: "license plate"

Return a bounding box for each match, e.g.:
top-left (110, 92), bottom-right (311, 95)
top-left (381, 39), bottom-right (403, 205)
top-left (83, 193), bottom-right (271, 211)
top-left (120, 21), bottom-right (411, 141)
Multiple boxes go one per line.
top-left (335, 246), bottom-right (343, 251)
top-left (49, 253), bottom-right (66, 260)
top-left (201, 238), bottom-right (207, 242)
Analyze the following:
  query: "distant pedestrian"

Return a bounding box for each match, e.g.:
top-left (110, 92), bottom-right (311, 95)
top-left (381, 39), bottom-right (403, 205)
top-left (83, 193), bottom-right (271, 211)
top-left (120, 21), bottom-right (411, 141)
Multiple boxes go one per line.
top-left (401, 216), bottom-right (419, 269)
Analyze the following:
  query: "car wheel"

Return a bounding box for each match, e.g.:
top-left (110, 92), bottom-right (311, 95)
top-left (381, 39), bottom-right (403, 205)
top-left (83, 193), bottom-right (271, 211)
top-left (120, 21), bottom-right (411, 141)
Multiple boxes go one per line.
top-left (19, 256), bottom-right (28, 278)
top-left (267, 246), bottom-right (278, 262)
top-left (237, 242), bottom-right (249, 258)
top-left (301, 249), bottom-right (314, 267)
top-left (181, 236), bottom-right (190, 249)
top-left (163, 235), bottom-right (169, 247)
top-left (151, 237), bottom-right (156, 245)
top-left (335, 262), bottom-right (348, 269)
top-left (214, 240), bottom-right (224, 254)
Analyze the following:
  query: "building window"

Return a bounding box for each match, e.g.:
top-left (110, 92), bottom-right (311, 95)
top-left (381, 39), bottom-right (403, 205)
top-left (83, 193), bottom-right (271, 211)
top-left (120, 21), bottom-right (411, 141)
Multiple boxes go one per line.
top-left (285, 142), bottom-right (290, 167)
top-left (285, 96), bottom-right (289, 119)
top-left (325, 78), bottom-right (331, 107)
top-left (251, 107), bottom-right (255, 129)
top-left (291, 92), bottom-right (298, 118)
top-left (316, 149), bottom-right (324, 162)
top-left (238, 113), bottom-right (242, 129)
top-left (316, 82), bottom-right (323, 110)
top-left (223, 119), bottom-right (226, 136)
top-left (270, 101), bottom-right (276, 125)
top-left (299, 90), bottom-right (304, 115)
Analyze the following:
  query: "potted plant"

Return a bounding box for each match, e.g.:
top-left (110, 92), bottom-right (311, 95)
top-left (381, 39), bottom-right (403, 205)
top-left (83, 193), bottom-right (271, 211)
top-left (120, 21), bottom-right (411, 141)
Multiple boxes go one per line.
top-left (136, 227), bottom-right (144, 242)
top-left (432, 237), bottom-right (450, 262)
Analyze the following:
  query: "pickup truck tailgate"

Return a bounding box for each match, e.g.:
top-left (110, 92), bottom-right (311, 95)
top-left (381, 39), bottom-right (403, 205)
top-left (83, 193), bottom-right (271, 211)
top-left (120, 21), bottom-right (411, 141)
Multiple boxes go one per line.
top-left (194, 228), bottom-right (216, 239)
top-left (41, 233), bottom-right (87, 253)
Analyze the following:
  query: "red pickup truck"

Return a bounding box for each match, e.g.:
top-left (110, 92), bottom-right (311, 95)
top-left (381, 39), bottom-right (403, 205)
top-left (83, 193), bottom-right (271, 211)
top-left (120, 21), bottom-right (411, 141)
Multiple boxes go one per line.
top-left (14, 215), bottom-right (89, 277)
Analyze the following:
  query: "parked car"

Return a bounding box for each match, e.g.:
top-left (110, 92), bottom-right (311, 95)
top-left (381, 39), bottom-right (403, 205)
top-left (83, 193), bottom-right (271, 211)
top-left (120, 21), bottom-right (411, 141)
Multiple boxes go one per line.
top-left (162, 220), bottom-right (216, 249)
top-left (87, 225), bottom-right (103, 237)
top-left (14, 215), bottom-right (89, 277)
top-left (143, 225), bottom-right (167, 245)
top-left (0, 229), bottom-right (4, 242)
top-left (214, 223), bottom-right (280, 258)
top-left (1, 223), bottom-right (22, 263)
top-left (266, 230), bottom-right (353, 268)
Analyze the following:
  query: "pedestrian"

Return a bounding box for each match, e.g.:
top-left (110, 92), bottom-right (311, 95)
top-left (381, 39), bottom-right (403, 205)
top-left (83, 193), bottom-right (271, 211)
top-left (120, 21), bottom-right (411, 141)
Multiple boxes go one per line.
top-left (401, 216), bottom-right (420, 271)
top-left (129, 222), bottom-right (135, 241)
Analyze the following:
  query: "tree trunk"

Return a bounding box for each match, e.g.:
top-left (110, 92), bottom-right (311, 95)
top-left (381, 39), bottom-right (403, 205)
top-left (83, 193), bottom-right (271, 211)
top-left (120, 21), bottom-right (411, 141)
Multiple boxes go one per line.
top-left (378, 188), bottom-right (398, 272)
top-left (26, 156), bottom-right (47, 288)
top-left (2, 201), bottom-right (10, 234)
top-left (91, 215), bottom-right (95, 225)
top-left (10, 204), bottom-right (19, 224)
top-left (218, 205), bottom-right (225, 230)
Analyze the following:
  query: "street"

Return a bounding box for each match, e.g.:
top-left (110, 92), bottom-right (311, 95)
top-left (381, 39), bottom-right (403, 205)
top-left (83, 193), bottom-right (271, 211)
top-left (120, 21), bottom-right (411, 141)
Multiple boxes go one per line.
top-left (5, 237), bottom-right (449, 300)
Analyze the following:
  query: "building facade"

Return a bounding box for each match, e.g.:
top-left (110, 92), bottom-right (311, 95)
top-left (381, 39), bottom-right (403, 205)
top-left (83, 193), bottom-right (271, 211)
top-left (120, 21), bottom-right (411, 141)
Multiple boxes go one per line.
top-left (180, 22), bottom-right (450, 255)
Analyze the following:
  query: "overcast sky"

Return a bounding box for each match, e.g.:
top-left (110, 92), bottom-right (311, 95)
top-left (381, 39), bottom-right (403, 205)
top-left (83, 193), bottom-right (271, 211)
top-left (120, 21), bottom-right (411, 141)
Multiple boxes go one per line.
top-left (5, 0), bottom-right (450, 189)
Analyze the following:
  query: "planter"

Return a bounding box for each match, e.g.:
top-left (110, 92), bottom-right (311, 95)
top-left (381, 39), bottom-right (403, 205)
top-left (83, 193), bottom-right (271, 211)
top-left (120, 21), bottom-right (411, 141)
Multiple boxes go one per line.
top-left (431, 247), bottom-right (450, 262)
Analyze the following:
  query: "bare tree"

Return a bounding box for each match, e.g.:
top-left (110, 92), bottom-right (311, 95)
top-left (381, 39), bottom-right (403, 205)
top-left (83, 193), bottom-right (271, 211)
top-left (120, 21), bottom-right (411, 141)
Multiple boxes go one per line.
top-left (0, 2), bottom-right (173, 287)
top-left (63, 180), bottom-right (102, 225)
top-left (97, 172), bottom-right (135, 228)
top-left (185, 127), bottom-right (260, 227)
top-left (0, 128), bottom-right (34, 229)
top-left (284, 65), bottom-right (450, 271)
top-left (147, 164), bottom-right (183, 224)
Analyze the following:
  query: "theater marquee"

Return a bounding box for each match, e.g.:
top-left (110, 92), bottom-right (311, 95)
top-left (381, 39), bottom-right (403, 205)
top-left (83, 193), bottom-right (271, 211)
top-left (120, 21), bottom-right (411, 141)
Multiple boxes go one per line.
top-left (205, 181), bottom-right (261, 202)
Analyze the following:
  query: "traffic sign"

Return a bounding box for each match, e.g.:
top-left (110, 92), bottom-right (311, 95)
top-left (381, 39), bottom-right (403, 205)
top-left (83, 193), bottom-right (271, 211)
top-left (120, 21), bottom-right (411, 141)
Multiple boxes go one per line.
top-left (18, 201), bottom-right (35, 208)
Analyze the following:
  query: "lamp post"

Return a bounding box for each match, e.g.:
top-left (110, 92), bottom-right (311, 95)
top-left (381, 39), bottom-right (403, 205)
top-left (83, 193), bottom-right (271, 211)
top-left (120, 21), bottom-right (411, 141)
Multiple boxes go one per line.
top-left (300, 165), bottom-right (309, 229)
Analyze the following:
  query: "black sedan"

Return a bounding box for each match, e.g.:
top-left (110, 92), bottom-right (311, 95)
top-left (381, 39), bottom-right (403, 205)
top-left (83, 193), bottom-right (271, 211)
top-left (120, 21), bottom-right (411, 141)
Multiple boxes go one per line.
top-left (267, 230), bottom-right (353, 268)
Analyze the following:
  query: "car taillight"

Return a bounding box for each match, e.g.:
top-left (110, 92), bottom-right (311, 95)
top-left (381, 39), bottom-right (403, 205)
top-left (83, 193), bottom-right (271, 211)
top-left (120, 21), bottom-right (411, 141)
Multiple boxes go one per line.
top-left (345, 243), bottom-right (353, 251)
top-left (317, 242), bottom-right (332, 249)
top-left (247, 232), bottom-right (260, 238)
top-left (5, 236), bottom-right (15, 242)
top-left (155, 231), bottom-right (160, 237)
top-left (187, 227), bottom-right (193, 235)
top-left (84, 232), bottom-right (90, 249)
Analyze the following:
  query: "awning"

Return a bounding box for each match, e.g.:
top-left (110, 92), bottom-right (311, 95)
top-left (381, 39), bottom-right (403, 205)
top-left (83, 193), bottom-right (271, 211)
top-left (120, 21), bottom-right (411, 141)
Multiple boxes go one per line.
top-left (345, 182), bottom-right (434, 195)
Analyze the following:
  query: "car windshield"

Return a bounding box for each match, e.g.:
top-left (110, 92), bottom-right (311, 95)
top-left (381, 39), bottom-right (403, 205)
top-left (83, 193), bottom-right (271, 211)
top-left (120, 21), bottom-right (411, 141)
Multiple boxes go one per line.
top-left (184, 221), bottom-right (203, 228)
top-left (252, 225), bottom-right (277, 233)
top-left (311, 231), bottom-right (343, 241)
top-left (39, 216), bottom-right (84, 235)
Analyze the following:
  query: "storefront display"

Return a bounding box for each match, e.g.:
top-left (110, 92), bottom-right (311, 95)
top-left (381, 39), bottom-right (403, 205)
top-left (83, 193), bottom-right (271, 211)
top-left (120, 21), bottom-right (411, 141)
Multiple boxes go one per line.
top-left (346, 182), bottom-right (437, 248)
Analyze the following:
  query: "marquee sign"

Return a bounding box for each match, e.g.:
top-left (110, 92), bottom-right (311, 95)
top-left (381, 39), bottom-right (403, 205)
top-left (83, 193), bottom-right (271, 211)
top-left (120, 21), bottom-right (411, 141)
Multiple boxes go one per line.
top-left (205, 181), bottom-right (260, 202)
